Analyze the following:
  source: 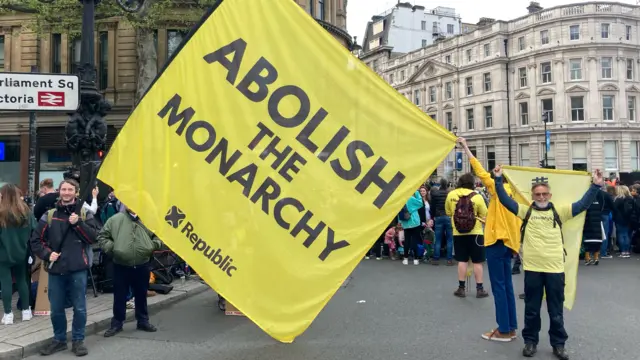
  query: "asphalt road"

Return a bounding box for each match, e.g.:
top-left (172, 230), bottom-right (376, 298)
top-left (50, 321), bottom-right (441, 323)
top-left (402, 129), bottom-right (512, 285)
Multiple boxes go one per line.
top-left (28, 256), bottom-right (639, 360)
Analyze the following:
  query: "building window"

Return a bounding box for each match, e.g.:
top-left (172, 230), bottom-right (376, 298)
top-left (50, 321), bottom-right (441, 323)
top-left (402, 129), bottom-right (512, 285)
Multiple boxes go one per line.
top-left (51, 34), bottom-right (61, 73)
top-left (601, 57), bottom-right (612, 79)
top-left (429, 113), bottom-right (437, 121)
top-left (446, 112), bottom-right (453, 131)
top-left (445, 54), bottom-right (451, 63)
top-left (414, 89), bottom-right (420, 105)
top-left (520, 102), bottom-right (529, 125)
top-left (309, 0), bottom-right (314, 16)
top-left (484, 43), bottom-right (490, 57)
top-left (627, 59), bottom-right (634, 80)
top-left (445, 82), bottom-right (452, 99)
top-left (632, 141), bottom-right (640, 170)
top-left (167, 29), bottom-right (189, 59)
top-left (486, 146), bottom-right (496, 171)
top-left (400, 70), bottom-right (405, 81)
top-left (421, 39), bottom-right (427, 48)
top-left (429, 86), bottom-right (436, 103)
top-left (484, 106), bottom-right (493, 128)
top-left (465, 77), bottom-right (473, 96)
top-left (0, 35), bottom-right (4, 71)
top-left (629, 96), bottom-right (636, 121)
top-left (540, 30), bottom-right (549, 45)
top-left (98, 32), bottom-right (108, 91)
top-left (570, 25), bottom-right (580, 40)
top-left (389, 73), bottom-right (394, 83)
top-left (447, 24), bottom-right (454, 34)
top-left (318, 0), bottom-right (325, 20)
top-left (571, 141), bottom-right (588, 171)
top-left (569, 59), bottom-right (582, 80)
top-left (69, 38), bottom-right (81, 74)
top-left (413, 65), bottom-right (418, 74)
top-left (483, 73), bottom-right (491, 92)
top-left (518, 36), bottom-right (525, 51)
top-left (601, 23), bottom-right (610, 38)
top-left (519, 144), bottom-right (530, 167)
top-left (602, 95), bottom-right (614, 120)
top-left (603, 140), bottom-right (618, 171)
top-left (541, 62), bottom-right (552, 83)
top-left (519, 67), bottom-right (527, 87)
top-left (466, 49), bottom-right (472, 62)
top-left (421, 20), bottom-right (426, 31)
top-left (570, 96), bottom-right (584, 121)
top-left (627, 25), bottom-right (632, 41)
top-left (466, 108), bottom-right (474, 130)
top-left (542, 98), bottom-right (554, 122)
top-left (0, 137), bottom-right (21, 187)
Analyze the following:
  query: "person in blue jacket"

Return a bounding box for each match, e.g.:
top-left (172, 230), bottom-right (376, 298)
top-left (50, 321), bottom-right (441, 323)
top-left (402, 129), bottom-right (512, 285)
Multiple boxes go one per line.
top-left (398, 190), bottom-right (424, 266)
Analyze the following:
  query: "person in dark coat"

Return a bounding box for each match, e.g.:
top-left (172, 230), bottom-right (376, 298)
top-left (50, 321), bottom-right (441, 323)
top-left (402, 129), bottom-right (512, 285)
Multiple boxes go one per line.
top-left (582, 189), bottom-right (612, 265)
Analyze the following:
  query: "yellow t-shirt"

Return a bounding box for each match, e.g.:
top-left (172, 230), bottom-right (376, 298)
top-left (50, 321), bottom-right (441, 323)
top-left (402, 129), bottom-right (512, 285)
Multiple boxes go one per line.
top-left (445, 188), bottom-right (488, 236)
top-left (516, 204), bottom-right (573, 273)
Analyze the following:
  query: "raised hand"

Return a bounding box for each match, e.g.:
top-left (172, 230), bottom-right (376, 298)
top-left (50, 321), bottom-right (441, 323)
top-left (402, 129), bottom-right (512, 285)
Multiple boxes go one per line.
top-left (493, 165), bottom-right (503, 177)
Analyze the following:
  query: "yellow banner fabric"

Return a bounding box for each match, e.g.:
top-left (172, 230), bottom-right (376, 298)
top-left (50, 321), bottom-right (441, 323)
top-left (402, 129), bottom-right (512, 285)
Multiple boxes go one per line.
top-left (502, 166), bottom-right (591, 310)
top-left (97, 0), bottom-right (455, 343)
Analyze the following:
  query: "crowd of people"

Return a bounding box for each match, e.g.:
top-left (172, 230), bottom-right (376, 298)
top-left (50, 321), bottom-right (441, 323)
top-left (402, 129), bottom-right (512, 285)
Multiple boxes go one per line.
top-left (367, 137), bottom-right (639, 360)
top-left (0, 177), bottom-right (163, 357)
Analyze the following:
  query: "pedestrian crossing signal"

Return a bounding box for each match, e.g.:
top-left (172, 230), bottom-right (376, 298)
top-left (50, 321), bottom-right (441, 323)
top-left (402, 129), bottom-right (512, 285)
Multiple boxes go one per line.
top-left (98, 150), bottom-right (105, 159)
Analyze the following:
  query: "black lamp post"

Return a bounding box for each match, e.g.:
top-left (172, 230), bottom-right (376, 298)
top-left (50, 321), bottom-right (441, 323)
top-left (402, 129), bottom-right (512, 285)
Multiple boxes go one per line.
top-left (452, 125), bottom-right (458, 186)
top-left (60, 0), bottom-right (144, 193)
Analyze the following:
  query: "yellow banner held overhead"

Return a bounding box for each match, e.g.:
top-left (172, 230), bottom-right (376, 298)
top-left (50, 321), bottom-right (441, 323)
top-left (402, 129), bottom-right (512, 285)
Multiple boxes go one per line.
top-left (502, 166), bottom-right (591, 310)
top-left (98, 0), bottom-right (455, 342)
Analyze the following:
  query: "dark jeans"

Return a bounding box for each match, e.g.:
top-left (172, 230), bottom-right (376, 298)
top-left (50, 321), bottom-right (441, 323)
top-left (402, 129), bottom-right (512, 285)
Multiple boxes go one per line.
top-left (49, 270), bottom-right (88, 342)
top-left (433, 216), bottom-right (453, 260)
top-left (368, 235), bottom-right (385, 258)
top-left (522, 271), bottom-right (568, 347)
top-left (486, 241), bottom-right (517, 334)
top-left (403, 226), bottom-right (422, 259)
top-left (111, 262), bottom-right (151, 328)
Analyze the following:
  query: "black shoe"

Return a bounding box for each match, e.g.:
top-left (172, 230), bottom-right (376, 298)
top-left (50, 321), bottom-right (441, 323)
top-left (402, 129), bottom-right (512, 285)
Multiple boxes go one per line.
top-left (71, 341), bottom-right (88, 357)
top-left (552, 346), bottom-right (569, 360)
top-left (137, 322), bottom-right (158, 332)
top-left (522, 344), bottom-right (537, 357)
top-left (512, 267), bottom-right (521, 275)
top-left (40, 340), bottom-right (67, 356)
top-left (103, 327), bottom-right (123, 338)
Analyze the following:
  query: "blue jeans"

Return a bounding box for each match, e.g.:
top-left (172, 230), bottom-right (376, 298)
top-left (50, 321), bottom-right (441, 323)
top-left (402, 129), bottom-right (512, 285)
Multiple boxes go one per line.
top-left (601, 214), bottom-right (610, 256)
top-left (48, 270), bottom-right (88, 342)
top-left (433, 216), bottom-right (453, 260)
top-left (617, 224), bottom-right (631, 253)
top-left (486, 241), bottom-right (518, 334)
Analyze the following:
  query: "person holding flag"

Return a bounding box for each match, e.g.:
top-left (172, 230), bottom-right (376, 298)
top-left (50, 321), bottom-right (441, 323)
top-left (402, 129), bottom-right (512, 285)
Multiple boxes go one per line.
top-left (493, 165), bottom-right (603, 360)
top-left (457, 138), bottom-right (521, 342)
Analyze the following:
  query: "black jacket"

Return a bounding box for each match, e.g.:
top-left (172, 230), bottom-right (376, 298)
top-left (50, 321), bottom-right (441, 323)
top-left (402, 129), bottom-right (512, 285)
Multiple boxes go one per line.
top-left (600, 191), bottom-right (614, 216)
top-left (582, 191), bottom-right (606, 240)
top-left (613, 196), bottom-right (634, 226)
top-left (30, 201), bottom-right (99, 275)
top-left (429, 188), bottom-right (448, 218)
top-left (33, 192), bottom-right (58, 220)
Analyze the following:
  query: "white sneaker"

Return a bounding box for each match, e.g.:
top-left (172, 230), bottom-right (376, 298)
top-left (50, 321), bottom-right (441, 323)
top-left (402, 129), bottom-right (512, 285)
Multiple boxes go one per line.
top-left (22, 308), bottom-right (33, 321)
top-left (376, 257), bottom-right (382, 260)
top-left (402, 259), bottom-right (409, 265)
top-left (364, 256), bottom-right (370, 260)
top-left (1, 313), bottom-right (13, 325)
top-left (413, 259), bottom-right (420, 265)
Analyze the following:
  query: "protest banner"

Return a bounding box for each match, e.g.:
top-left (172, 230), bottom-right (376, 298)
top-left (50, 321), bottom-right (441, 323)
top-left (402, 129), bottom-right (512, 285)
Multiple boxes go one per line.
top-left (503, 166), bottom-right (591, 310)
top-left (98, 0), bottom-right (455, 342)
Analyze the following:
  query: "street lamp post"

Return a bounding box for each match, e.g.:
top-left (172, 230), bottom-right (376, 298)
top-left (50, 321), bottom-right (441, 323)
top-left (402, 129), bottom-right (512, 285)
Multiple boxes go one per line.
top-left (542, 112), bottom-right (549, 168)
top-left (54, 0), bottom-right (145, 193)
top-left (452, 125), bottom-right (458, 186)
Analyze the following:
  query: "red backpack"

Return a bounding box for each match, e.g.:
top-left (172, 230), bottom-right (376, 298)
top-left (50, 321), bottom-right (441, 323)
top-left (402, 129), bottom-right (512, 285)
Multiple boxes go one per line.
top-left (453, 192), bottom-right (477, 233)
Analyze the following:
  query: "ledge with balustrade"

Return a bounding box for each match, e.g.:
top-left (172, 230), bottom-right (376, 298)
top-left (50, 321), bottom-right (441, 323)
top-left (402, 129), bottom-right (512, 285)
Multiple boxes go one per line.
top-left (379, 2), bottom-right (639, 73)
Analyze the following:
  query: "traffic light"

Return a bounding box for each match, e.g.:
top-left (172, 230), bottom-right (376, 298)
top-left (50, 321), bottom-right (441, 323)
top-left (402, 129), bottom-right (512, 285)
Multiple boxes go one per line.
top-left (98, 150), bottom-right (105, 159)
top-left (539, 160), bottom-right (545, 168)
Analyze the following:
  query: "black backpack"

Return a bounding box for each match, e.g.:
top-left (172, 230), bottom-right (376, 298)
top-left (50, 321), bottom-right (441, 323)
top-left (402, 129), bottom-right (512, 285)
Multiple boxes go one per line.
top-left (521, 204), bottom-right (567, 260)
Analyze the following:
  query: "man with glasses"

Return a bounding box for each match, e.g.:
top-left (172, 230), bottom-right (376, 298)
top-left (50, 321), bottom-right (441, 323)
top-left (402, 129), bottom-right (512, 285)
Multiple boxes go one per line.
top-left (493, 166), bottom-right (603, 360)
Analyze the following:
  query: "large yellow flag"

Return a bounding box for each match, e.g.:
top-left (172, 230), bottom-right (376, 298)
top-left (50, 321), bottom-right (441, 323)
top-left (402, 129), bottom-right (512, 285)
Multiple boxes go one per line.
top-left (98, 0), bottom-right (454, 342)
top-left (502, 166), bottom-right (591, 310)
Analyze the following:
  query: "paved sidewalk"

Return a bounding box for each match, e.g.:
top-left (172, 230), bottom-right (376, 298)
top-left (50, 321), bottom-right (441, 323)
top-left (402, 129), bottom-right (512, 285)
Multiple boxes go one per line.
top-left (0, 279), bottom-right (208, 360)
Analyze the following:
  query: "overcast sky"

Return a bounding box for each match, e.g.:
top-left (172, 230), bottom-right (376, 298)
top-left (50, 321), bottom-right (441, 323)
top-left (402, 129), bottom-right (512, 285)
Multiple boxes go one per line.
top-left (346, 0), bottom-right (639, 42)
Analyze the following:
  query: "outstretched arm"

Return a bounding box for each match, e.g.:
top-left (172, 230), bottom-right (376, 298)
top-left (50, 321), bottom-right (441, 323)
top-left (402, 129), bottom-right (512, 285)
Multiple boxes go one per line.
top-left (495, 176), bottom-right (519, 215)
top-left (570, 170), bottom-right (605, 217)
top-left (458, 137), bottom-right (495, 190)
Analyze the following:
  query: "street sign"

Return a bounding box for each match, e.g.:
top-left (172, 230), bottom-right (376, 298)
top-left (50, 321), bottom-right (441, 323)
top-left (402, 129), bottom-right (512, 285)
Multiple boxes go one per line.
top-left (545, 130), bottom-right (551, 152)
top-left (456, 152), bottom-right (463, 171)
top-left (0, 142), bottom-right (4, 161)
top-left (0, 72), bottom-right (80, 111)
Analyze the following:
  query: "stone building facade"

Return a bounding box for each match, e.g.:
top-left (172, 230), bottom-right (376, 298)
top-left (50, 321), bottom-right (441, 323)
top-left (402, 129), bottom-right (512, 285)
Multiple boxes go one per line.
top-left (361, 2), bottom-right (640, 179)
